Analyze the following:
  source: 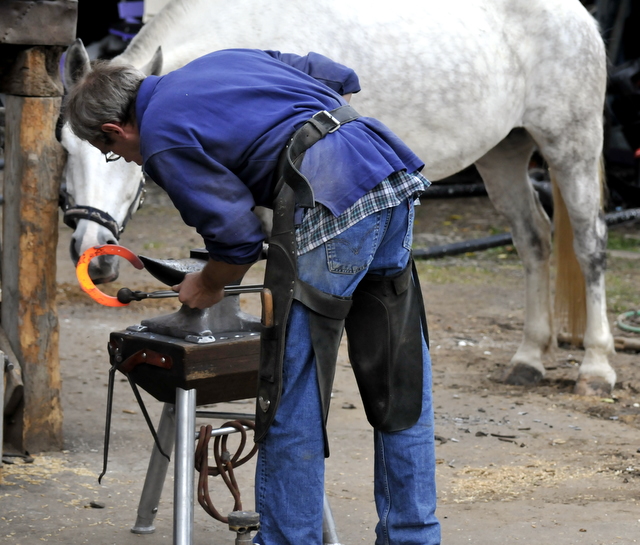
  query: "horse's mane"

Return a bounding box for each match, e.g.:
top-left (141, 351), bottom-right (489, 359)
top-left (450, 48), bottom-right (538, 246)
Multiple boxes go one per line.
top-left (113, 0), bottom-right (206, 70)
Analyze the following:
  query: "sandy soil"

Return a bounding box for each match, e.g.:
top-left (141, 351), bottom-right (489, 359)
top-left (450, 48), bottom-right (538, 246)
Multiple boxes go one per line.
top-left (2, 181), bottom-right (640, 545)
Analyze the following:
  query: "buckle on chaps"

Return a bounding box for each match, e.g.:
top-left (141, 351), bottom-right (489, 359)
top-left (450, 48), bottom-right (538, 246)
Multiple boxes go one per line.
top-left (310, 109), bottom-right (342, 133)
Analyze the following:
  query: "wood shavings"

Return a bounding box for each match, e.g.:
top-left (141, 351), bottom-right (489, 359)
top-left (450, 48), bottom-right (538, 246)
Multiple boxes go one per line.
top-left (447, 459), bottom-right (598, 503)
top-left (0, 455), bottom-right (98, 486)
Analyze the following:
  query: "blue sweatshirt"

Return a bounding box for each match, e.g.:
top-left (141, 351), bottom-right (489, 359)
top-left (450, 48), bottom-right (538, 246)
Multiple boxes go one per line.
top-left (137, 48), bottom-right (424, 264)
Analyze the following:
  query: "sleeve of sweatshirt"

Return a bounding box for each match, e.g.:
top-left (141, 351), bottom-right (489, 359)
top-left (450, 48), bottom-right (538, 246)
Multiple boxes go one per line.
top-left (263, 50), bottom-right (361, 95)
top-left (144, 146), bottom-right (266, 265)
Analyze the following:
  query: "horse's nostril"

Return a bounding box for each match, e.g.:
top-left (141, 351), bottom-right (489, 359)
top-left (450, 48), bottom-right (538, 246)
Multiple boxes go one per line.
top-left (69, 239), bottom-right (81, 265)
top-left (85, 254), bottom-right (121, 285)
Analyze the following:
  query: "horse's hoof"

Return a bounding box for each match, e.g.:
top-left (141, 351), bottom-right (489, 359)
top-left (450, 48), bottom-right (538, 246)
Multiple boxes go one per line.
top-left (502, 363), bottom-right (544, 385)
top-left (573, 377), bottom-right (613, 397)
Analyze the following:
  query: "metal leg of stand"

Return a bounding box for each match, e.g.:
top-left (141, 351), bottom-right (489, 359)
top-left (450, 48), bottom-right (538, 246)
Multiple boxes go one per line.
top-left (323, 493), bottom-right (343, 545)
top-left (0, 350), bottom-right (7, 470)
top-left (130, 393), bottom-right (340, 544)
top-left (174, 388), bottom-right (196, 545)
top-left (0, 351), bottom-right (4, 471)
top-left (131, 403), bottom-right (176, 534)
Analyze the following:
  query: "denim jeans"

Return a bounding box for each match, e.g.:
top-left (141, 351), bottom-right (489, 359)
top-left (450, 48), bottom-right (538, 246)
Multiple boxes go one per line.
top-left (254, 199), bottom-right (441, 545)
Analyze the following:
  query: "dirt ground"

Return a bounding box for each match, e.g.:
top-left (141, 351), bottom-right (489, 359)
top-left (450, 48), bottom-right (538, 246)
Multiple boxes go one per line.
top-left (2, 180), bottom-right (640, 545)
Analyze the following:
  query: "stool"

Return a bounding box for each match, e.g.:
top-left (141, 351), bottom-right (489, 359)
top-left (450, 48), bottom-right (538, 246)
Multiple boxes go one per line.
top-left (108, 327), bottom-right (343, 545)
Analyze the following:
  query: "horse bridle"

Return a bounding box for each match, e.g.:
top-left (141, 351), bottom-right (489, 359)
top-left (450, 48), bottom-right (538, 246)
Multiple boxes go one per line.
top-left (55, 103), bottom-right (147, 241)
top-left (59, 174), bottom-right (147, 241)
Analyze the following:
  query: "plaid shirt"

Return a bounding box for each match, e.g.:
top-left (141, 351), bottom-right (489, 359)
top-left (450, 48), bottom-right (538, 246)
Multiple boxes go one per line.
top-left (296, 170), bottom-right (430, 255)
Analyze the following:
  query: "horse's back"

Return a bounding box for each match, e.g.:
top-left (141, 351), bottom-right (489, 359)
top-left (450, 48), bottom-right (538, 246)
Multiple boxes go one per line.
top-left (114, 0), bottom-right (605, 176)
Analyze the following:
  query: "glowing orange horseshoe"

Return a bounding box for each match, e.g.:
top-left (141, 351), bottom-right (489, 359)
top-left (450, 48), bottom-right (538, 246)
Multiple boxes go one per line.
top-left (76, 245), bottom-right (144, 307)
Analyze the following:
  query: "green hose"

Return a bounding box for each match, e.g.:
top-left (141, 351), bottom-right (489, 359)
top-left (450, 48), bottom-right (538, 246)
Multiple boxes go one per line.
top-left (616, 310), bottom-right (640, 334)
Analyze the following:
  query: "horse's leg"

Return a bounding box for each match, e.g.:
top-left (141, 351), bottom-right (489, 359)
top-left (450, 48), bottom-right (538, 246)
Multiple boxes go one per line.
top-left (536, 144), bottom-right (616, 396)
top-left (475, 128), bottom-right (554, 384)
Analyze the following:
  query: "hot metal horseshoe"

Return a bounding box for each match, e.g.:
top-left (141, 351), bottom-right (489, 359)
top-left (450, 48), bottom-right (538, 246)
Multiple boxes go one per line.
top-left (76, 245), bottom-right (144, 307)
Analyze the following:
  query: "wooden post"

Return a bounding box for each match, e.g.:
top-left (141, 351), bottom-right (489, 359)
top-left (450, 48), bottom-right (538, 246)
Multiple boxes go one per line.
top-left (0, 0), bottom-right (77, 467)
top-left (1, 46), bottom-right (67, 452)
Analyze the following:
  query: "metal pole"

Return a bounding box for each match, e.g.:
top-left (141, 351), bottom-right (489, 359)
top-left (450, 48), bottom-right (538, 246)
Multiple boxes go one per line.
top-left (195, 410), bottom-right (255, 421)
top-left (0, 351), bottom-right (5, 470)
top-left (174, 388), bottom-right (196, 545)
top-left (322, 493), bottom-right (343, 545)
top-left (132, 403), bottom-right (176, 534)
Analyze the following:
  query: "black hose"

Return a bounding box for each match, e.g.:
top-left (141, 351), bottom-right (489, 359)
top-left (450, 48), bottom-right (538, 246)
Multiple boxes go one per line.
top-left (413, 207), bottom-right (640, 259)
top-left (605, 207), bottom-right (640, 225)
top-left (421, 182), bottom-right (487, 198)
top-left (413, 233), bottom-right (513, 259)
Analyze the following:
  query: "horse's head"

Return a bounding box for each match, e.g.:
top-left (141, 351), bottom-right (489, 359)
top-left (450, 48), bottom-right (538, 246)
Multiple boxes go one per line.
top-left (59, 124), bottom-right (146, 283)
top-left (60, 39), bottom-right (162, 284)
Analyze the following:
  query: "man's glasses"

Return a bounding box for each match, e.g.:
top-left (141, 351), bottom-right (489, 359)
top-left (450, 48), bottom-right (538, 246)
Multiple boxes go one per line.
top-left (105, 152), bottom-right (122, 163)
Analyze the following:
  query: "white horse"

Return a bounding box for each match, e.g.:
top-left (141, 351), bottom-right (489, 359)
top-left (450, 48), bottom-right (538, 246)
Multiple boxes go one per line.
top-left (61, 0), bottom-right (615, 396)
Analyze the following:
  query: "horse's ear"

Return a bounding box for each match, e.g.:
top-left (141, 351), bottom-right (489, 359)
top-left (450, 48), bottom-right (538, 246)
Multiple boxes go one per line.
top-left (64, 38), bottom-right (91, 89)
top-left (140, 46), bottom-right (163, 76)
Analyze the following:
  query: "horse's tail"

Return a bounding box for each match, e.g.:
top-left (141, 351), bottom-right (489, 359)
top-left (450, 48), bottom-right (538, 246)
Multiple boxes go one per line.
top-left (551, 157), bottom-right (606, 344)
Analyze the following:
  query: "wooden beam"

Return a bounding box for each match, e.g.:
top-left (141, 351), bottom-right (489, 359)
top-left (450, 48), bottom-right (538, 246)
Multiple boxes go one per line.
top-left (0, 0), bottom-right (78, 46)
top-left (2, 93), bottom-right (66, 452)
top-left (0, 45), bottom-right (65, 97)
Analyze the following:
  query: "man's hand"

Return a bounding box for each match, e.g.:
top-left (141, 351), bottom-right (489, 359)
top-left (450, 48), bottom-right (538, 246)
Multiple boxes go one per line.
top-left (173, 270), bottom-right (224, 309)
top-left (172, 259), bottom-right (254, 309)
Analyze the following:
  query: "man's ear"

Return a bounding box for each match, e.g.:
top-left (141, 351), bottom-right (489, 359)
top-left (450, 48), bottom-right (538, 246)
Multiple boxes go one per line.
top-left (101, 122), bottom-right (125, 138)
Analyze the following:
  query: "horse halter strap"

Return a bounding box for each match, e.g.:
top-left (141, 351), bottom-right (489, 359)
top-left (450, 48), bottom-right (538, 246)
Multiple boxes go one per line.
top-left (60, 175), bottom-right (147, 240)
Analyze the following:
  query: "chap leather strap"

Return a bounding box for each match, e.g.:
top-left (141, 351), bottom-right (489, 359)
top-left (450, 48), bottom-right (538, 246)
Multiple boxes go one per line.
top-left (278, 104), bottom-right (360, 208)
top-left (255, 106), bottom-right (359, 452)
top-left (255, 181), bottom-right (352, 455)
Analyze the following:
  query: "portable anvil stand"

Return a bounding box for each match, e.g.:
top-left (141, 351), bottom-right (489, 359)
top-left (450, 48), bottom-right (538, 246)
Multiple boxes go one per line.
top-left (104, 250), bottom-right (343, 545)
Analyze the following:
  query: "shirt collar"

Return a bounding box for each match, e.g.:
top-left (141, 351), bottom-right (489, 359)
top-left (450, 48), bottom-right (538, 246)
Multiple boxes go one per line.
top-left (136, 75), bottom-right (161, 133)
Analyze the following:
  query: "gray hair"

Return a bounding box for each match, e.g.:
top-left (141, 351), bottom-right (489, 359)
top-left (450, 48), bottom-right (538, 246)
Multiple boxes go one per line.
top-left (64, 60), bottom-right (146, 144)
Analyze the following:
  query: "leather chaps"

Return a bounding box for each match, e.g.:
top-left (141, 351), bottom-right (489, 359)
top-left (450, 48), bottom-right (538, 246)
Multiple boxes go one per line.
top-left (254, 106), bottom-right (428, 455)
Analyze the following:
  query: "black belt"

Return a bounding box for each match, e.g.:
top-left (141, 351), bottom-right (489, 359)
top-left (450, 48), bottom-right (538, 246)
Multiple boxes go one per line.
top-left (276, 104), bottom-right (360, 208)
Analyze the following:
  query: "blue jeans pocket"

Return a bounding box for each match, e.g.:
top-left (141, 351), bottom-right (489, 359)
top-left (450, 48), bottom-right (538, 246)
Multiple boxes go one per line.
top-left (325, 212), bottom-right (383, 274)
top-left (403, 199), bottom-right (415, 251)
